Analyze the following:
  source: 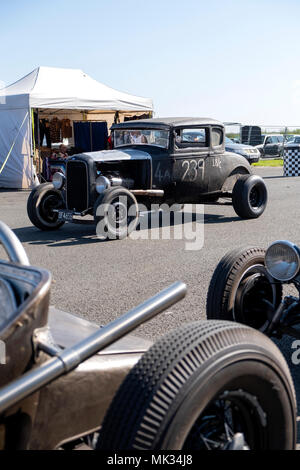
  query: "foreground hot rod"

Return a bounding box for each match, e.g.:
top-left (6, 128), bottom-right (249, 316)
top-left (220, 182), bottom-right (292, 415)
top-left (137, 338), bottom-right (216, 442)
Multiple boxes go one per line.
top-left (27, 118), bottom-right (268, 239)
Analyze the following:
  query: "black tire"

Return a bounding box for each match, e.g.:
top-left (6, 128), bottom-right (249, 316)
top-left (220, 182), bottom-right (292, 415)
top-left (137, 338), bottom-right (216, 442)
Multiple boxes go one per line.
top-left (97, 320), bottom-right (296, 450)
top-left (206, 247), bottom-right (282, 330)
top-left (27, 183), bottom-right (65, 231)
top-left (93, 186), bottom-right (139, 240)
top-left (232, 174), bottom-right (267, 219)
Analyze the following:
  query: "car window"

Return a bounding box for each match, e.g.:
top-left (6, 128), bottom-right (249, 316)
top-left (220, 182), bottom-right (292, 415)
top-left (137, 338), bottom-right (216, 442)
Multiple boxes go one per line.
top-left (211, 128), bottom-right (223, 147)
top-left (114, 129), bottom-right (169, 149)
top-left (175, 128), bottom-right (208, 148)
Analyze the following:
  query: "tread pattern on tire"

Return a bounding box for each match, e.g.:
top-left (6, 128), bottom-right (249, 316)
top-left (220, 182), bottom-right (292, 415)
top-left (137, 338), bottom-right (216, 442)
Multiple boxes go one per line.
top-left (206, 246), bottom-right (282, 322)
top-left (207, 246), bottom-right (265, 320)
top-left (97, 320), bottom-right (292, 450)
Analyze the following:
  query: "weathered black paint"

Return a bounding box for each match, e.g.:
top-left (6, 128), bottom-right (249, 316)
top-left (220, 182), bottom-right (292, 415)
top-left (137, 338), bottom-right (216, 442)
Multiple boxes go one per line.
top-left (60, 118), bottom-right (252, 214)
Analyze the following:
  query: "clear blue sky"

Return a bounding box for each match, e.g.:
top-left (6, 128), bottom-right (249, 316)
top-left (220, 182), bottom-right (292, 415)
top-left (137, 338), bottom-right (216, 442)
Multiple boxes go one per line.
top-left (1, 0), bottom-right (300, 126)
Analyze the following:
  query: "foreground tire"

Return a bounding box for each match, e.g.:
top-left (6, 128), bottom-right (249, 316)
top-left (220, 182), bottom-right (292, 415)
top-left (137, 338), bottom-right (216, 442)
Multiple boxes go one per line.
top-left (94, 186), bottom-right (139, 240)
top-left (206, 247), bottom-right (282, 330)
top-left (232, 175), bottom-right (267, 219)
top-left (97, 321), bottom-right (296, 450)
top-left (27, 183), bottom-right (65, 231)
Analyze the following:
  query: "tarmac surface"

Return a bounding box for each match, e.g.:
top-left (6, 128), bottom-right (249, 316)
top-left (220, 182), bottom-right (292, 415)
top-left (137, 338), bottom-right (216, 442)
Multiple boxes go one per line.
top-left (1, 165), bottom-right (300, 442)
top-left (1, 167), bottom-right (299, 339)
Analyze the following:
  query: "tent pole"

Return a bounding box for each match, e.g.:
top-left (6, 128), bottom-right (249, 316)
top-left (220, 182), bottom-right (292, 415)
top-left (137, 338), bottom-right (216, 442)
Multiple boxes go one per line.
top-left (36, 109), bottom-right (42, 181)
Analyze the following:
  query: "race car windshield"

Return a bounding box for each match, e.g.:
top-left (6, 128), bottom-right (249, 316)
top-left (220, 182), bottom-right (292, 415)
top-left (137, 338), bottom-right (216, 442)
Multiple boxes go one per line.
top-left (114, 129), bottom-right (169, 149)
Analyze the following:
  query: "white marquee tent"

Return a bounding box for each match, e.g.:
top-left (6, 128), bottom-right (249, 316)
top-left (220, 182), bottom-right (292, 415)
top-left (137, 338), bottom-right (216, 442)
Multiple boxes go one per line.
top-left (0, 66), bottom-right (153, 188)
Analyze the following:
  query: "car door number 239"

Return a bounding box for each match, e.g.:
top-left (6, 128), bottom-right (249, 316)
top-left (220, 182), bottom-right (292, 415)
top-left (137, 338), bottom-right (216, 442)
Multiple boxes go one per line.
top-left (181, 159), bottom-right (204, 182)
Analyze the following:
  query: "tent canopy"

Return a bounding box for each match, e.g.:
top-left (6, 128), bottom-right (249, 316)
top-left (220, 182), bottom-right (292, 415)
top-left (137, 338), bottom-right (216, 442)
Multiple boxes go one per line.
top-left (0, 67), bottom-right (153, 189)
top-left (0, 66), bottom-right (153, 111)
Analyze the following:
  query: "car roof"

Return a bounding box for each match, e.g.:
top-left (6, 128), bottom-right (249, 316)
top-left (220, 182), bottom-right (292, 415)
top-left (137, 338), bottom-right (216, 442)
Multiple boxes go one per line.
top-left (112, 117), bottom-right (223, 130)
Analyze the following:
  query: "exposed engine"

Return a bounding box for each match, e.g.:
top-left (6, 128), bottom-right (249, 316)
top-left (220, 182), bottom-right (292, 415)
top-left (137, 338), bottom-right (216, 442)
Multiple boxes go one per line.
top-left (96, 171), bottom-right (135, 194)
top-left (107, 171), bottom-right (135, 189)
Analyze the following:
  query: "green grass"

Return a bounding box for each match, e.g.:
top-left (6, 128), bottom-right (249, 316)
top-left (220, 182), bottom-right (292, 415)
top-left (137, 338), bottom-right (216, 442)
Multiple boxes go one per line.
top-left (253, 159), bottom-right (283, 167)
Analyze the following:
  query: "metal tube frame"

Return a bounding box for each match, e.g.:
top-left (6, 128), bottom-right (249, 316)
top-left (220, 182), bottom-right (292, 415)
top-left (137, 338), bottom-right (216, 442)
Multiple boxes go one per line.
top-left (0, 221), bottom-right (29, 266)
top-left (0, 281), bottom-right (187, 413)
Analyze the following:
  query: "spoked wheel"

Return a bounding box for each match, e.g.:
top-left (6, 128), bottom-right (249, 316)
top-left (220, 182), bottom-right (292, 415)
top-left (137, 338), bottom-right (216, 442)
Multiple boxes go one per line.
top-left (94, 187), bottom-right (139, 240)
top-left (27, 183), bottom-right (65, 231)
top-left (184, 391), bottom-right (257, 450)
top-left (207, 247), bottom-right (282, 331)
top-left (97, 321), bottom-right (296, 450)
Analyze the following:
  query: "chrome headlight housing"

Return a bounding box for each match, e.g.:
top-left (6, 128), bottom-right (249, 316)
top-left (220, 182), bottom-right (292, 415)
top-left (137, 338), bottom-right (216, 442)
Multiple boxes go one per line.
top-left (265, 240), bottom-right (300, 281)
top-left (52, 172), bottom-right (65, 190)
top-left (96, 175), bottom-right (111, 194)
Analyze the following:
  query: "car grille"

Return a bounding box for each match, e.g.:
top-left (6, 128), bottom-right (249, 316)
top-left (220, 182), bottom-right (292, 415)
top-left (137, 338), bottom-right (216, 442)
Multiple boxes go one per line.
top-left (66, 160), bottom-right (89, 212)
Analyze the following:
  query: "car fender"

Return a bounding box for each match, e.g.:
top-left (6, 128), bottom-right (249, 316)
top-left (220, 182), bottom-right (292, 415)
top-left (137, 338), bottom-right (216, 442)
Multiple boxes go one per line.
top-left (27, 307), bottom-right (153, 449)
top-left (221, 152), bottom-right (252, 192)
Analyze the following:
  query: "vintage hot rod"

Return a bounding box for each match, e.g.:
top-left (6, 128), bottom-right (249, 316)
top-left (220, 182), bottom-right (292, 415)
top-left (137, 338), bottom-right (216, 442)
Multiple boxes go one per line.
top-left (27, 118), bottom-right (268, 239)
top-left (0, 221), bottom-right (296, 450)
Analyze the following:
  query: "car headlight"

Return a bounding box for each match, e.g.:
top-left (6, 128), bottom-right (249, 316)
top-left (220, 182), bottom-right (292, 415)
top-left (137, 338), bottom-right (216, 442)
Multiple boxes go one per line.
top-left (265, 240), bottom-right (300, 281)
top-left (52, 172), bottom-right (65, 190)
top-left (96, 175), bottom-right (111, 194)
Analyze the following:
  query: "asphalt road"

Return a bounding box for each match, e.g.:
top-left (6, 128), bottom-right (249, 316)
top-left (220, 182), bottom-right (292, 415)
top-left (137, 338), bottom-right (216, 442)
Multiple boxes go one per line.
top-left (2, 166), bottom-right (300, 439)
top-left (1, 167), bottom-right (300, 343)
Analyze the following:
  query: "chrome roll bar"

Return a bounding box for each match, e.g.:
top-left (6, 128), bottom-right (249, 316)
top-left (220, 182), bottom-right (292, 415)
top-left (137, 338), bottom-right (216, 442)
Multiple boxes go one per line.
top-left (0, 221), bottom-right (29, 266)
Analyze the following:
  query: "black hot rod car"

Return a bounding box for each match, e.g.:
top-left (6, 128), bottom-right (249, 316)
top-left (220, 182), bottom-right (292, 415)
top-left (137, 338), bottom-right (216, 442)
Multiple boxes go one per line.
top-left (27, 118), bottom-right (268, 239)
top-left (0, 221), bottom-right (296, 450)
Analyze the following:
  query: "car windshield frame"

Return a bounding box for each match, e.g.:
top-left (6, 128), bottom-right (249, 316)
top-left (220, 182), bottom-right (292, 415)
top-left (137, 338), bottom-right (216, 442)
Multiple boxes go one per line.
top-left (113, 128), bottom-right (170, 149)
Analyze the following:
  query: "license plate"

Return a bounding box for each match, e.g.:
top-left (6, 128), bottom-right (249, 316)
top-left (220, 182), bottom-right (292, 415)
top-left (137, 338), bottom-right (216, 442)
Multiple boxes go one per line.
top-left (58, 210), bottom-right (73, 222)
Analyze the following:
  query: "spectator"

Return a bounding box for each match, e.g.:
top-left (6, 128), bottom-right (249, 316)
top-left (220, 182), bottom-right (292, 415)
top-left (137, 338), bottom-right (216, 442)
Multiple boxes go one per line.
top-left (130, 130), bottom-right (147, 144)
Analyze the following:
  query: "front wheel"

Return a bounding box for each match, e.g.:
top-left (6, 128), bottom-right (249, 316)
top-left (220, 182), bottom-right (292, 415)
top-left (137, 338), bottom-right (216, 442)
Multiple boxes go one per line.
top-left (97, 321), bottom-right (296, 450)
top-left (27, 183), bottom-right (65, 231)
top-left (94, 186), bottom-right (139, 240)
top-left (206, 247), bottom-right (282, 330)
top-left (232, 174), bottom-right (267, 219)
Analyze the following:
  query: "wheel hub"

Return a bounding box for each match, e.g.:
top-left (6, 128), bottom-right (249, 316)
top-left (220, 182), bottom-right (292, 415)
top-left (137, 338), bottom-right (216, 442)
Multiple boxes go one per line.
top-left (233, 264), bottom-right (278, 329)
top-left (249, 187), bottom-right (261, 208)
top-left (110, 201), bottom-right (128, 225)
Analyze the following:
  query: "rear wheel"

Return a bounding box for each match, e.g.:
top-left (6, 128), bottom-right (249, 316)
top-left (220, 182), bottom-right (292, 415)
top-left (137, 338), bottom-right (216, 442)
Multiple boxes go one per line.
top-left (27, 183), bottom-right (65, 231)
top-left (232, 175), bottom-right (267, 219)
top-left (97, 321), bottom-right (296, 450)
top-left (206, 247), bottom-right (282, 330)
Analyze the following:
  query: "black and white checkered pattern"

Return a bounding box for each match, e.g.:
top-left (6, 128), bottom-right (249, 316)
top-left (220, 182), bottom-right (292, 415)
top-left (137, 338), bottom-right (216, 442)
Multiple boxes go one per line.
top-left (284, 149), bottom-right (300, 176)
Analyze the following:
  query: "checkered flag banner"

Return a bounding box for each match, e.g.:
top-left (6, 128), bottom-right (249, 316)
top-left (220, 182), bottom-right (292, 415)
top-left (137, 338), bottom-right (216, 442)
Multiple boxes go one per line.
top-left (284, 147), bottom-right (300, 176)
